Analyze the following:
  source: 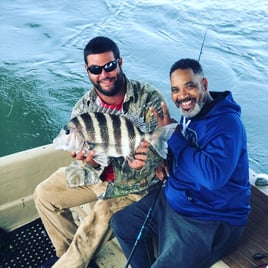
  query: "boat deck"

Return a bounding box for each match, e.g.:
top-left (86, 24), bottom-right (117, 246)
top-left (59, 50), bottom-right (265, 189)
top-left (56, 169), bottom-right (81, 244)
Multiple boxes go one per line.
top-left (0, 219), bottom-right (100, 268)
top-left (222, 185), bottom-right (268, 268)
top-left (0, 219), bottom-right (55, 268)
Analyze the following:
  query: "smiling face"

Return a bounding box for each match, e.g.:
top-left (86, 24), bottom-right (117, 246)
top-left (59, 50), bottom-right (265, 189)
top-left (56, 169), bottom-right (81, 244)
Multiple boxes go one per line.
top-left (85, 51), bottom-right (124, 97)
top-left (170, 68), bottom-right (209, 118)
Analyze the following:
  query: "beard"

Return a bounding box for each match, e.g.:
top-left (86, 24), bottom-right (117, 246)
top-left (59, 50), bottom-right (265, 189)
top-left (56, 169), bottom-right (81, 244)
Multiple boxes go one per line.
top-left (180, 101), bottom-right (205, 118)
top-left (91, 70), bottom-right (125, 97)
top-left (178, 87), bottom-right (208, 118)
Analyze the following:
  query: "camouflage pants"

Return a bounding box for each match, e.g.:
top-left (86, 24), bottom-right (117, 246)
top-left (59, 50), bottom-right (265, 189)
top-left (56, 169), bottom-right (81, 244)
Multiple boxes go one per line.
top-left (34, 167), bottom-right (144, 268)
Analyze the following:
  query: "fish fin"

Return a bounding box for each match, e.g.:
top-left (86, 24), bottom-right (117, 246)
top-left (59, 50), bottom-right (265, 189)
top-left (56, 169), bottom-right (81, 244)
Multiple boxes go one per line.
top-left (123, 97), bottom-right (164, 132)
top-left (91, 105), bottom-right (157, 132)
top-left (91, 105), bottom-right (122, 116)
top-left (147, 123), bottom-right (178, 159)
top-left (123, 112), bottom-right (155, 133)
top-left (93, 152), bottom-right (109, 167)
top-left (140, 97), bottom-right (164, 130)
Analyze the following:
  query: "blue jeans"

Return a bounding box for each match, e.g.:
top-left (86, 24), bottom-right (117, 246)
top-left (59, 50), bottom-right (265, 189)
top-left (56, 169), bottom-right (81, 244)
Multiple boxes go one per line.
top-left (110, 187), bottom-right (245, 268)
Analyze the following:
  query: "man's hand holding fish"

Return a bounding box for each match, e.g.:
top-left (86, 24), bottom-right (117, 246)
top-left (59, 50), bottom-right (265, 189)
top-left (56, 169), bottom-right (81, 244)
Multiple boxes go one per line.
top-left (71, 150), bottom-right (101, 169)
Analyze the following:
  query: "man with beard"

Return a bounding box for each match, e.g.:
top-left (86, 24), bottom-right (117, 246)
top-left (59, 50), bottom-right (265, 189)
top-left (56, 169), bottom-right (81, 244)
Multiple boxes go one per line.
top-left (34, 36), bottom-right (165, 268)
top-left (111, 58), bottom-right (251, 268)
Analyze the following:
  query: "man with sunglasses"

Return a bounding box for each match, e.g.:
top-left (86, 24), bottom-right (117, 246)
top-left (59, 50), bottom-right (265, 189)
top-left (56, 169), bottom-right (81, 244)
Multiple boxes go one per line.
top-left (34, 36), bottom-right (165, 268)
top-left (111, 58), bottom-right (251, 268)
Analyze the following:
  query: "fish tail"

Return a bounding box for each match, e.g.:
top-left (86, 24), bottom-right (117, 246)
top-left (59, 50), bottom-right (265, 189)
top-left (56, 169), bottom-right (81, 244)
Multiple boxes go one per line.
top-left (146, 123), bottom-right (178, 159)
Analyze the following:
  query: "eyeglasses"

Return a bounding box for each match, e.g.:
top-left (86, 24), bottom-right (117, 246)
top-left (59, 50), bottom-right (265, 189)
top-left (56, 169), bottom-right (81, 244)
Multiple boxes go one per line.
top-left (87, 59), bottom-right (119, 75)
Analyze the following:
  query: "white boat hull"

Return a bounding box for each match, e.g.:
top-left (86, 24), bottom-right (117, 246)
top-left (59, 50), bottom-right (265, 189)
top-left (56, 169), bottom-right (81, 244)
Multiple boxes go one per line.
top-left (0, 144), bottom-right (70, 231)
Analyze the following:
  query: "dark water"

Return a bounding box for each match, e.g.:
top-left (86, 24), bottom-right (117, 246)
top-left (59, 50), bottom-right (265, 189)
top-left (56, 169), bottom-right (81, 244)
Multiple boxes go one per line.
top-left (0, 0), bottom-right (268, 173)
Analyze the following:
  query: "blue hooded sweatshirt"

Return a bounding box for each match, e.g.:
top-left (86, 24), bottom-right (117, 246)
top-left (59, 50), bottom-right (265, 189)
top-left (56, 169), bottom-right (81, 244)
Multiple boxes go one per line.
top-left (166, 91), bottom-right (250, 226)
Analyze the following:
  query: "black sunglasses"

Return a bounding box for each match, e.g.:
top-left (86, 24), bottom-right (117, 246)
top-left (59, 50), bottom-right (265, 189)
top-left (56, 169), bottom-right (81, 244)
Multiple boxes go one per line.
top-left (87, 59), bottom-right (119, 75)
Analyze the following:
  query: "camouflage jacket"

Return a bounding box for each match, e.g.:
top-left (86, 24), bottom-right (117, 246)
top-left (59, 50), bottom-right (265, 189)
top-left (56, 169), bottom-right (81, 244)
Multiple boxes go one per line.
top-left (65, 75), bottom-right (165, 198)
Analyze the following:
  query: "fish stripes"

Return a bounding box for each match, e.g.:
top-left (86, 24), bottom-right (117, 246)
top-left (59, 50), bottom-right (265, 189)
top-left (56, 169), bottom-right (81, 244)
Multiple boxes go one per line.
top-left (111, 114), bottom-right (123, 155)
top-left (94, 112), bottom-right (109, 153)
top-left (78, 113), bottom-right (95, 142)
top-left (125, 117), bottom-right (137, 155)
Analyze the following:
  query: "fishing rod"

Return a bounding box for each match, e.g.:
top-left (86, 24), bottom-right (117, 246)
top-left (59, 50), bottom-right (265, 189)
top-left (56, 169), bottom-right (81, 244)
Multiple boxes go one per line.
top-left (124, 30), bottom-right (208, 267)
top-left (198, 28), bottom-right (208, 62)
top-left (124, 181), bottom-right (163, 268)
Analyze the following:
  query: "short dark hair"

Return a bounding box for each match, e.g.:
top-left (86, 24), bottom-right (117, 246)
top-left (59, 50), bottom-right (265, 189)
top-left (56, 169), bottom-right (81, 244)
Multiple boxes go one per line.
top-left (83, 36), bottom-right (120, 64)
top-left (169, 58), bottom-right (204, 77)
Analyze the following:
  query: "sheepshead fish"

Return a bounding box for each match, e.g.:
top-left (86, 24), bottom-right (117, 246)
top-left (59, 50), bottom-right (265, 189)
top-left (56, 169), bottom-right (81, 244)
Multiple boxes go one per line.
top-left (53, 111), bottom-right (177, 166)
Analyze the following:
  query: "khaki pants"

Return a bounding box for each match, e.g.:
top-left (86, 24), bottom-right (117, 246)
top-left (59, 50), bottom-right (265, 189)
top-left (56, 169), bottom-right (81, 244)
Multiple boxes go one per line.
top-left (34, 167), bottom-right (143, 268)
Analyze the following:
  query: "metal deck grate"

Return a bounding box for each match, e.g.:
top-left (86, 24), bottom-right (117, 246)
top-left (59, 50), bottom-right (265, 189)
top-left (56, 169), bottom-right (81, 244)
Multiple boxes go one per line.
top-left (0, 219), bottom-right (56, 268)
